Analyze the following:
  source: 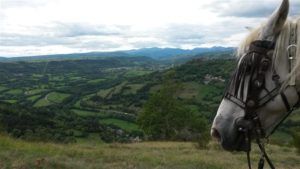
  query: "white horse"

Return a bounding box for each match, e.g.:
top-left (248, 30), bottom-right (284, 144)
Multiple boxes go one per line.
top-left (211, 0), bottom-right (299, 153)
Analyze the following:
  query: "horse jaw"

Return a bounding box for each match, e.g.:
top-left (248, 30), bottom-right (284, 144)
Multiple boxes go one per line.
top-left (257, 87), bottom-right (299, 135)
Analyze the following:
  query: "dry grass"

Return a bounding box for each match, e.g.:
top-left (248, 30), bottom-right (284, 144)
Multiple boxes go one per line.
top-left (0, 135), bottom-right (299, 169)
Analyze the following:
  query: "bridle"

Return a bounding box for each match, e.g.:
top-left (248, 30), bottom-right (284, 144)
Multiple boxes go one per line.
top-left (223, 37), bottom-right (299, 168)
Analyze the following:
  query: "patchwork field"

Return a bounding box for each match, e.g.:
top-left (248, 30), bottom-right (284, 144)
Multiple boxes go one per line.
top-left (34, 97), bottom-right (52, 107)
top-left (25, 89), bottom-right (48, 95)
top-left (71, 109), bottom-right (106, 117)
top-left (101, 118), bottom-right (139, 132)
top-left (5, 89), bottom-right (23, 95)
top-left (27, 95), bottom-right (41, 102)
top-left (0, 86), bottom-right (7, 92)
top-left (87, 78), bottom-right (106, 84)
top-left (2, 100), bottom-right (18, 104)
top-left (47, 92), bottom-right (70, 103)
top-left (0, 58), bottom-right (299, 160)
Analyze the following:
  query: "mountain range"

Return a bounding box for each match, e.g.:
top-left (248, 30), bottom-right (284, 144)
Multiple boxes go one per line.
top-left (0, 47), bottom-right (235, 62)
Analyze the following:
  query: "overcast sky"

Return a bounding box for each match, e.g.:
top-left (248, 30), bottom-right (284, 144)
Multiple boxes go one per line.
top-left (0, 0), bottom-right (299, 57)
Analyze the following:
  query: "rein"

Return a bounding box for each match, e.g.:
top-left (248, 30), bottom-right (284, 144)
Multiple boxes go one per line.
top-left (224, 26), bottom-right (299, 169)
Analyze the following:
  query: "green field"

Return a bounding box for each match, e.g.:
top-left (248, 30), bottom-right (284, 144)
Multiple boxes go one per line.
top-left (71, 109), bottom-right (106, 117)
top-left (32, 74), bottom-right (44, 78)
top-left (0, 86), bottom-right (7, 92)
top-left (101, 118), bottom-right (139, 132)
top-left (5, 89), bottom-right (23, 95)
top-left (27, 95), bottom-right (41, 102)
top-left (49, 75), bottom-right (64, 81)
top-left (1, 100), bottom-right (18, 104)
top-left (74, 100), bottom-right (82, 108)
top-left (87, 78), bottom-right (106, 84)
top-left (112, 82), bottom-right (127, 95)
top-left (0, 134), bottom-right (299, 169)
top-left (33, 92), bottom-right (70, 107)
top-left (47, 92), bottom-right (70, 103)
top-left (123, 84), bottom-right (144, 95)
top-left (69, 76), bottom-right (85, 81)
top-left (96, 82), bottom-right (128, 99)
top-left (125, 70), bottom-right (153, 77)
top-left (25, 89), bottom-right (47, 95)
top-left (34, 97), bottom-right (52, 107)
top-left (97, 88), bottom-right (113, 98)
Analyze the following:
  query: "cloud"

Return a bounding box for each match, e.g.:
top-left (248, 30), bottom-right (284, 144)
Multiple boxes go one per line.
top-left (71, 37), bottom-right (124, 50)
top-left (0, 20), bottom-right (254, 56)
top-left (0, 33), bottom-right (74, 47)
top-left (128, 38), bottom-right (165, 49)
top-left (207, 0), bottom-right (300, 18)
top-left (161, 24), bottom-right (205, 46)
top-left (0, 23), bottom-right (130, 47)
top-left (1, 0), bottom-right (299, 57)
top-left (54, 23), bottom-right (126, 37)
top-left (118, 24), bottom-right (208, 49)
top-left (157, 19), bottom-right (258, 48)
top-left (0, 0), bottom-right (50, 9)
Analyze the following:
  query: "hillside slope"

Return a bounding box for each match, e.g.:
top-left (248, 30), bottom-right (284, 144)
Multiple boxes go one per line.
top-left (0, 56), bottom-right (299, 144)
top-left (0, 134), bottom-right (299, 169)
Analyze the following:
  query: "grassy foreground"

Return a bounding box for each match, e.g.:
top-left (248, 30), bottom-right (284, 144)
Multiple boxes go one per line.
top-left (0, 135), bottom-right (299, 169)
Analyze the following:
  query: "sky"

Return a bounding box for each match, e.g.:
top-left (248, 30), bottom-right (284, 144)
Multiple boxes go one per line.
top-left (0, 0), bottom-right (299, 57)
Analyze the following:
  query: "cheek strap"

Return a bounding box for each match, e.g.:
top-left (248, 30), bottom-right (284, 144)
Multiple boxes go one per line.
top-left (267, 90), bottom-right (300, 137)
top-left (280, 92), bottom-right (290, 111)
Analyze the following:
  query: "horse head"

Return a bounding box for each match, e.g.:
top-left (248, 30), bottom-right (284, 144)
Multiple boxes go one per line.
top-left (211, 0), bottom-right (300, 151)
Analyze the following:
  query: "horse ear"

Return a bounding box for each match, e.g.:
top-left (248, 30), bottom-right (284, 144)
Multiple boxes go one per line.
top-left (260, 0), bottom-right (289, 40)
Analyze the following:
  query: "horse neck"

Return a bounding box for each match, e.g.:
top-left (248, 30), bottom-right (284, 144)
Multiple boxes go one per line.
top-left (296, 19), bottom-right (300, 91)
top-left (274, 20), bottom-right (300, 91)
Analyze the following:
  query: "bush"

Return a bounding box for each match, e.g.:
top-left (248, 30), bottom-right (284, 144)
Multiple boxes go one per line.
top-left (195, 131), bottom-right (210, 149)
top-left (10, 129), bottom-right (22, 138)
top-left (137, 75), bottom-right (209, 145)
top-left (292, 132), bottom-right (300, 154)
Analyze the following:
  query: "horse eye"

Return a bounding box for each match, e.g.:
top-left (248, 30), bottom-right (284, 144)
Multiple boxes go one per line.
top-left (253, 79), bottom-right (263, 88)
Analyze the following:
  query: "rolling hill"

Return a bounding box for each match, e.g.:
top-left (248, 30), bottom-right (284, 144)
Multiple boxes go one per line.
top-left (0, 53), bottom-right (298, 146)
top-left (0, 47), bottom-right (234, 62)
top-left (0, 54), bottom-right (235, 143)
top-left (126, 47), bottom-right (234, 60)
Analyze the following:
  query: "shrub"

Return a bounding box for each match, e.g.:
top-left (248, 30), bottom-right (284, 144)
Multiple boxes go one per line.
top-left (137, 75), bottom-right (209, 146)
top-left (292, 132), bottom-right (300, 154)
top-left (10, 129), bottom-right (22, 138)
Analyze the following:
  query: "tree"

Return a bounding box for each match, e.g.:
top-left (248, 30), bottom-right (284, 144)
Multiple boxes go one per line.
top-left (137, 71), bottom-right (209, 144)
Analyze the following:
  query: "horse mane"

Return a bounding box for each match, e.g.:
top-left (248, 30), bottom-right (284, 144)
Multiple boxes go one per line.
top-left (236, 17), bottom-right (300, 90)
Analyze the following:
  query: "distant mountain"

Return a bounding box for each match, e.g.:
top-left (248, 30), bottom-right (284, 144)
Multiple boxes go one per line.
top-left (0, 57), bottom-right (8, 62)
top-left (0, 52), bottom-right (130, 62)
top-left (0, 47), bottom-right (235, 62)
top-left (125, 47), bottom-right (235, 60)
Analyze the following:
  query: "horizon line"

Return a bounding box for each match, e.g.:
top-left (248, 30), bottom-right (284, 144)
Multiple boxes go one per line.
top-left (0, 46), bottom-right (236, 58)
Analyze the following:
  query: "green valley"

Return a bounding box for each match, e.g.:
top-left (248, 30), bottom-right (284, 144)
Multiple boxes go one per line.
top-left (0, 53), bottom-right (299, 162)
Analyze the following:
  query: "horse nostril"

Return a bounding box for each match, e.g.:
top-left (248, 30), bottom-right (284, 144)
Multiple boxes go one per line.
top-left (211, 128), bottom-right (221, 142)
